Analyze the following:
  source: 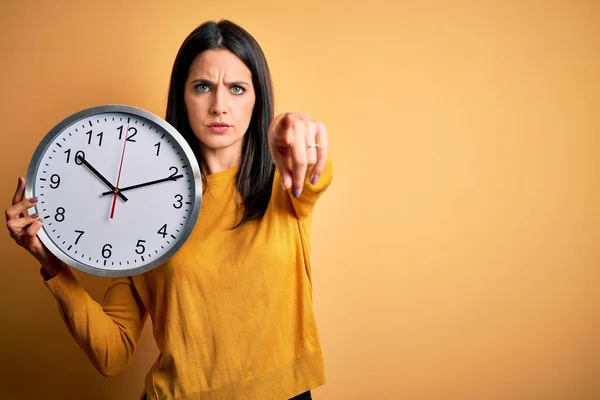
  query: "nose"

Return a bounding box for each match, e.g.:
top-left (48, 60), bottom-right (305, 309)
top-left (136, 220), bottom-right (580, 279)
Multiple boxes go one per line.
top-left (209, 86), bottom-right (228, 116)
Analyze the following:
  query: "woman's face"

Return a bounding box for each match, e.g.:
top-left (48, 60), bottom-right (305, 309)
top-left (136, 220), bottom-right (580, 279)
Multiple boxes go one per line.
top-left (184, 49), bottom-right (256, 155)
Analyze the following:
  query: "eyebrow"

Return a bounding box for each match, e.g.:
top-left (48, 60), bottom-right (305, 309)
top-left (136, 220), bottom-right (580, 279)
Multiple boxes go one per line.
top-left (190, 78), bottom-right (251, 87)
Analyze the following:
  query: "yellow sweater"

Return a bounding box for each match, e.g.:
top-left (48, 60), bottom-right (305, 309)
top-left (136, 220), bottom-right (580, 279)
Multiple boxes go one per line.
top-left (41, 159), bottom-right (332, 400)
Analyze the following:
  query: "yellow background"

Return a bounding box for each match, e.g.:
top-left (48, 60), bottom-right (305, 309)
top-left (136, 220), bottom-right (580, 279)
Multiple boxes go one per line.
top-left (1, 1), bottom-right (599, 399)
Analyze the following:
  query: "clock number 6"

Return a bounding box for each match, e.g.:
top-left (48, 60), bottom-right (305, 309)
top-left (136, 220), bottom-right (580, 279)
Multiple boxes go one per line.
top-left (102, 244), bottom-right (112, 259)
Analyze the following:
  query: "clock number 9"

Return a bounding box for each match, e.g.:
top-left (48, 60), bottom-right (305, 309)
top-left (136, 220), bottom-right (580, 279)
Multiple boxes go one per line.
top-left (50, 174), bottom-right (61, 189)
top-left (102, 244), bottom-right (112, 259)
top-left (173, 194), bottom-right (183, 209)
top-left (55, 207), bottom-right (65, 222)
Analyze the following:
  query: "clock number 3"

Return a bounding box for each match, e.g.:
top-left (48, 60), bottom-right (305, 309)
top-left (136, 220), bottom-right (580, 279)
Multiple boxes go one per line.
top-left (173, 194), bottom-right (183, 209)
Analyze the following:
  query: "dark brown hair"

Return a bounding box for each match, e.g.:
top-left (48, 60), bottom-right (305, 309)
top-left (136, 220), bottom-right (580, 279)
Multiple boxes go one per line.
top-left (166, 19), bottom-right (275, 227)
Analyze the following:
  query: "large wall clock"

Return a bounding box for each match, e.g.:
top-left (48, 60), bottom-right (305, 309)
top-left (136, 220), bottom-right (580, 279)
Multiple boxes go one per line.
top-left (25, 105), bottom-right (202, 278)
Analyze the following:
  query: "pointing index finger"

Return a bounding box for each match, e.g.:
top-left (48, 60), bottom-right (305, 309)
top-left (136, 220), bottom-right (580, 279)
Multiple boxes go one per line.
top-left (290, 121), bottom-right (308, 198)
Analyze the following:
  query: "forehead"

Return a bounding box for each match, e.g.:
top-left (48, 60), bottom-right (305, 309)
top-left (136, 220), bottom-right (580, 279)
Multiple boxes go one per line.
top-left (188, 49), bottom-right (252, 80)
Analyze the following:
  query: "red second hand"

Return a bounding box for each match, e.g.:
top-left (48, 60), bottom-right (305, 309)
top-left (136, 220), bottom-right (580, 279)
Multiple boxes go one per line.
top-left (110, 123), bottom-right (129, 219)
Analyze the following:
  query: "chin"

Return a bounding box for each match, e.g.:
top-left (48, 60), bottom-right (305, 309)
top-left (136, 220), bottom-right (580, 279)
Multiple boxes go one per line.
top-left (198, 133), bottom-right (244, 151)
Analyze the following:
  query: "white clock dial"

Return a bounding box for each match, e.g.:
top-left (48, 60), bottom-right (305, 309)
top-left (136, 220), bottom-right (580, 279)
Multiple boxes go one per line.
top-left (25, 105), bottom-right (202, 278)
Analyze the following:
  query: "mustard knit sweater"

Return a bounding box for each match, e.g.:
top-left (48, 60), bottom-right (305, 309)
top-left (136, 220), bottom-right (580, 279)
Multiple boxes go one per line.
top-left (41, 159), bottom-right (333, 400)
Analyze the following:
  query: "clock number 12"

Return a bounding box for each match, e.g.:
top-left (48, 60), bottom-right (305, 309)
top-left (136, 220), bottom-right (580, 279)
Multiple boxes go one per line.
top-left (117, 126), bottom-right (137, 142)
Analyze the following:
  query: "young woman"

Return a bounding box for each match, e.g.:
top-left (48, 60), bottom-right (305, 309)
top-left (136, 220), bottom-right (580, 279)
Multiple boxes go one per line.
top-left (5, 19), bottom-right (332, 400)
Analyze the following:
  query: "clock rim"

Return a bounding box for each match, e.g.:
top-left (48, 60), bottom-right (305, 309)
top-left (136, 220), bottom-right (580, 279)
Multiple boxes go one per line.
top-left (24, 104), bottom-right (203, 278)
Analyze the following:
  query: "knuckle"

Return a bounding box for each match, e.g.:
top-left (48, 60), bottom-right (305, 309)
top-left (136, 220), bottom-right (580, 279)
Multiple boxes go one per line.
top-left (283, 113), bottom-right (295, 124)
top-left (292, 120), bottom-right (302, 129)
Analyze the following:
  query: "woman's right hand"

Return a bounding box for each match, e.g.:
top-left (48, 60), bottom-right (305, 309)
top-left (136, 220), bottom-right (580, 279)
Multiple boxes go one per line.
top-left (6, 177), bottom-right (63, 277)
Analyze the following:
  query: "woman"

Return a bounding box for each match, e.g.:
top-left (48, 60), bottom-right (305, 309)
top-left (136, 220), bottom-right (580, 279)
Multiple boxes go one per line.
top-left (5, 19), bottom-right (332, 400)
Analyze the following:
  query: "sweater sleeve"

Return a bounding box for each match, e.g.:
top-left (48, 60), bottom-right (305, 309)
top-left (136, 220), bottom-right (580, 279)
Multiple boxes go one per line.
top-left (40, 264), bottom-right (148, 377)
top-left (285, 156), bottom-right (333, 220)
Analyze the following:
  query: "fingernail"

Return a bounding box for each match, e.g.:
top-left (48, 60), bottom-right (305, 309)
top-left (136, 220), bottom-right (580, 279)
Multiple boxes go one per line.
top-left (311, 175), bottom-right (319, 185)
top-left (31, 213), bottom-right (39, 219)
top-left (29, 197), bottom-right (38, 203)
top-left (293, 188), bottom-right (301, 198)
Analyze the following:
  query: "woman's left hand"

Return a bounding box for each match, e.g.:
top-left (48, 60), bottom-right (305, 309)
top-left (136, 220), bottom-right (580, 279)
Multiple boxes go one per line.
top-left (268, 112), bottom-right (329, 198)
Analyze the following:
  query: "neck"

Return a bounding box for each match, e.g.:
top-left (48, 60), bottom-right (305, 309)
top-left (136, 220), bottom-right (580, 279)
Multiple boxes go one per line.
top-left (200, 143), bottom-right (242, 175)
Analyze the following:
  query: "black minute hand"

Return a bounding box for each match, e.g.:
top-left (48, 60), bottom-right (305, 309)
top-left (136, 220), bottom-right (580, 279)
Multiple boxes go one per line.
top-left (76, 155), bottom-right (128, 202)
top-left (101, 174), bottom-right (184, 196)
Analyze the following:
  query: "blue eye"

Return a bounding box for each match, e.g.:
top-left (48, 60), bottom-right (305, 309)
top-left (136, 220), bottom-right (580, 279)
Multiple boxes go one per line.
top-left (194, 84), bottom-right (210, 92)
top-left (231, 86), bottom-right (245, 95)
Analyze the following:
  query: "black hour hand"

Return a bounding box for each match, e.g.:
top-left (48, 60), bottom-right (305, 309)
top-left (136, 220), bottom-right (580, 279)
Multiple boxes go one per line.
top-left (101, 174), bottom-right (184, 196)
top-left (77, 155), bottom-right (128, 202)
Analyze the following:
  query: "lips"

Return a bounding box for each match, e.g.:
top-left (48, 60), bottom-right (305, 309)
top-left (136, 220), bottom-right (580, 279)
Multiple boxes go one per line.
top-left (208, 123), bottom-right (230, 134)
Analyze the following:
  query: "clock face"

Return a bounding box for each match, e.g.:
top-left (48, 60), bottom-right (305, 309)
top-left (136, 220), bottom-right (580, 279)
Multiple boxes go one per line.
top-left (25, 105), bottom-right (202, 278)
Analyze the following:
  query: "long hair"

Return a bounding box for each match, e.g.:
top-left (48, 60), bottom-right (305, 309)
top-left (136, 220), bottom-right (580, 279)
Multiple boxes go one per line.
top-left (165, 19), bottom-right (275, 227)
